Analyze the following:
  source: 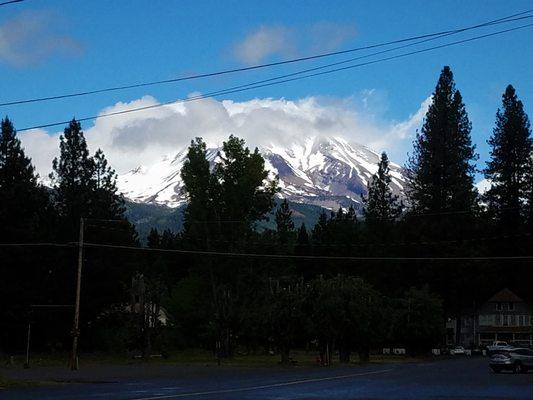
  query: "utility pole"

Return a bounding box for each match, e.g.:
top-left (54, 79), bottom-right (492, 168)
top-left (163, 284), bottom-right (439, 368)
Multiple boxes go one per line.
top-left (70, 217), bottom-right (84, 371)
top-left (24, 321), bottom-right (31, 369)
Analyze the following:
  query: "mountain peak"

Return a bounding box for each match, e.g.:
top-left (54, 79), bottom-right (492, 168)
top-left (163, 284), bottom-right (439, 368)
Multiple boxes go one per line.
top-left (117, 135), bottom-right (406, 210)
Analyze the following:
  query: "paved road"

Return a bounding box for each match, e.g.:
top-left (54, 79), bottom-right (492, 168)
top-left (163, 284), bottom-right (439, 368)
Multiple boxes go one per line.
top-left (2, 357), bottom-right (533, 399)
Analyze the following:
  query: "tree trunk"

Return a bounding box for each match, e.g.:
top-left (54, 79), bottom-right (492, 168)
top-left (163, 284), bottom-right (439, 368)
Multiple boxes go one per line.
top-left (339, 345), bottom-right (351, 363)
top-left (220, 327), bottom-right (231, 358)
top-left (358, 347), bottom-right (370, 363)
top-left (280, 347), bottom-right (290, 365)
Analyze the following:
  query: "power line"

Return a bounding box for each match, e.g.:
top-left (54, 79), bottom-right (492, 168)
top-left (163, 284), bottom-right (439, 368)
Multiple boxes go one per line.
top-left (2, 9), bottom-right (532, 107)
top-left (1, 236), bottom-right (531, 260)
top-left (80, 242), bottom-right (533, 262)
top-left (0, 242), bottom-right (73, 248)
top-left (0, 0), bottom-right (24, 6)
top-left (17, 22), bottom-right (533, 132)
top-left (179, 232), bottom-right (532, 249)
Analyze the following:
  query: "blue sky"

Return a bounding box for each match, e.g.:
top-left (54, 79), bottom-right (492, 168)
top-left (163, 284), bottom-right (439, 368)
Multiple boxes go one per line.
top-left (1, 0), bottom-right (532, 179)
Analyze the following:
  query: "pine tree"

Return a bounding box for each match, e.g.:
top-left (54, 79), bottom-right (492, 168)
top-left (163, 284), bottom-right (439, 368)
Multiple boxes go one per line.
top-left (406, 66), bottom-right (477, 215)
top-left (181, 137), bottom-right (214, 240)
top-left (0, 117), bottom-right (50, 241)
top-left (484, 85), bottom-right (532, 231)
top-left (295, 223), bottom-right (311, 277)
top-left (296, 223), bottom-right (309, 246)
top-left (50, 119), bottom-right (95, 238)
top-left (311, 210), bottom-right (330, 245)
top-left (147, 228), bottom-right (161, 248)
top-left (275, 199), bottom-right (294, 245)
top-left (215, 135), bottom-right (278, 240)
top-left (527, 171), bottom-right (533, 232)
top-left (180, 134), bottom-right (278, 358)
top-left (364, 152), bottom-right (403, 225)
top-left (93, 148), bottom-right (126, 218)
top-left (0, 117), bottom-right (54, 353)
top-left (51, 120), bottom-right (131, 239)
top-left (49, 120), bottom-right (137, 343)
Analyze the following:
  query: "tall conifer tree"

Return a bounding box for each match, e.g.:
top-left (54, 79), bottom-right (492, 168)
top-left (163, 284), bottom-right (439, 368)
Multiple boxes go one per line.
top-left (364, 152), bottom-right (403, 224)
top-left (0, 117), bottom-right (49, 241)
top-left (93, 148), bottom-right (126, 218)
top-left (484, 85), bottom-right (532, 231)
top-left (406, 66), bottom-right (477, 215)
top-left (181, 137), bottom-right (213, 240)
top-left (50, 119), bottom-right (95, 237)
top-left (275, 199), bottom-right (295, 245)
top-left (0, 117), bottom-right (53, 353)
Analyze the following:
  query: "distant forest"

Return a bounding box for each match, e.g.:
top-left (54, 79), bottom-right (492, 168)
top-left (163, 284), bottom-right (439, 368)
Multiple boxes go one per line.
top-left (1, 66), bottom-right (532, 362)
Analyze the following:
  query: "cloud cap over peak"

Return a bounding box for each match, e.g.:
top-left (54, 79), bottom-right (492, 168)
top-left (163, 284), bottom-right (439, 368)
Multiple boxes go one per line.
top-left (18, 93), bottom-right (428, 180)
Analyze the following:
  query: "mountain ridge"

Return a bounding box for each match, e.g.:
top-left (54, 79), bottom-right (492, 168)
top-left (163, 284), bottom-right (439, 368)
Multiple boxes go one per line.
top-left (117, 135), bottom-right (406, 211)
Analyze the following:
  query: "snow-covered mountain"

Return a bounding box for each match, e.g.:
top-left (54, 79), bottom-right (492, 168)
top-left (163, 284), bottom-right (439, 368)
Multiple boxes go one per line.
top-left (117, 136), bottom-right (406, 210)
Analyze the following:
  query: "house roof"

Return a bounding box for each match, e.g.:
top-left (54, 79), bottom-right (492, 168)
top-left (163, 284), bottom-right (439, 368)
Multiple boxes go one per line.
top-left (487, 288), bottom-right (524, 303)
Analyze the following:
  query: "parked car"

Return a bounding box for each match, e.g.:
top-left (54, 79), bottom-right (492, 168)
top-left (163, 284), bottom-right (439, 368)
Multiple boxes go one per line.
top-left (489, 348), bottom-right (533, 373)
top-left (471, 347), bottom-right (482, 355)
top-left (450, 346), bottom-right (466, 355)
top-left (487, 341), bottom-right (513, 355)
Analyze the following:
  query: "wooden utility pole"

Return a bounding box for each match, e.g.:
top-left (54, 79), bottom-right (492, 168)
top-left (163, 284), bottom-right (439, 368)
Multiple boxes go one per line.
top-left (24, 322), bottom-right (31, 369)
top-left (70, 217), bottom-right (84, 370)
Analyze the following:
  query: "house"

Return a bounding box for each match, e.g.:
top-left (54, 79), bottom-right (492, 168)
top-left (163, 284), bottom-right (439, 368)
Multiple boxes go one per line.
top-left (449, 288), bottom-right (533, 348)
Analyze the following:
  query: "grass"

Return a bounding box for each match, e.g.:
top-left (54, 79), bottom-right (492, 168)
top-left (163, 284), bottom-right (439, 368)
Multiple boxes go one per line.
top-left (0, 375), bottom-right (20, 389)
top-left (1, 350), bottom-right (424, 369)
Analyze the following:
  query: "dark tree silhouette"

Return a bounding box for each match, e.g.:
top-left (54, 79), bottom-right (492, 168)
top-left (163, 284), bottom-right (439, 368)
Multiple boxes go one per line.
top-left (484, 85), bottom-right (532, 232)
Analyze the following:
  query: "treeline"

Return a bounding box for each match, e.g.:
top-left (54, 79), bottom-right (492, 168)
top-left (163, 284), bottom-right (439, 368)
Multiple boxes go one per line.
top-left (1, 66), bottom-right (532, 361)
top-left (0, 119), bottom-right (138, 354)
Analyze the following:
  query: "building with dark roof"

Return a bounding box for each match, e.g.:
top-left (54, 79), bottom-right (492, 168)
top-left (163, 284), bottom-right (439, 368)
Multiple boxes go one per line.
top-left (450, 288), bottom-right (533, 348)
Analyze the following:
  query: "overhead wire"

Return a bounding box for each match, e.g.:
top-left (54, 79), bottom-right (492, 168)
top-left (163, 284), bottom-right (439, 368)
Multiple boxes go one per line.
top-left (1, 241), bottom-right (531, 262)
top-left (16, 21), bottom-right (533, 132)
top-left (0, 0), bottom-right (24, 6)
top-left (80, 241), bottom-right (533, 262)
top-left (2, 9), bottom-right (532, 107)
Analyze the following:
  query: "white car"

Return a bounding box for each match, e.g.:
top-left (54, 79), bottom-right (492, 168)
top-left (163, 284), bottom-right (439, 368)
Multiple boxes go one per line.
top-left (450, 346), bottom-right (466, 355)
top-left (487, 341), bottom-right (513, 355)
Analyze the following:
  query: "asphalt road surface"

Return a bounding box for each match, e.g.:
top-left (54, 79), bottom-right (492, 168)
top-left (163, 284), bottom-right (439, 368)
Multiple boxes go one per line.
top-left (2, 357), bottom-right (533, 399)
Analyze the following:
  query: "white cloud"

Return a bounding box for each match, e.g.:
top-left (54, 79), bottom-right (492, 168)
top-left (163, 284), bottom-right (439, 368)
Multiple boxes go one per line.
top-left (18, 93), bottom-right (429, 179)
top-left (17, 128), bottom-right (60, 180)
top-left (390, 96), bottom-right (432, 140)
top-left (233, 22), bottom-right (356, 65)
top-left (233, 26), bottom-right (294, 65)
top-left (0, 10), bottom-right (82, 66)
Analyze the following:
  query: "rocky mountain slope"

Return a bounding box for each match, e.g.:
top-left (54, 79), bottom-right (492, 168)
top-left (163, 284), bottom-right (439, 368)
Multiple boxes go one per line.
top-left (117, 135), bottom-right (406, 211)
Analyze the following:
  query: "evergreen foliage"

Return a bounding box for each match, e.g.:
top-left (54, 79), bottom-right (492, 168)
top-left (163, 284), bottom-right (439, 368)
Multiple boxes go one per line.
top-left (0, 117), bottom-right (51, 242)
top-left (275, 198), bottom-right (295, 245)
top-left (50, 119), bottom-right (95, 237)
top-left (2, 67), bottom-right (533, 361)
top-left (407, 66), bottom-right (477, 215)
top-left (364, 152), bottom-right (403, 226)
top-left (484, 84), bottom-right (532, 231)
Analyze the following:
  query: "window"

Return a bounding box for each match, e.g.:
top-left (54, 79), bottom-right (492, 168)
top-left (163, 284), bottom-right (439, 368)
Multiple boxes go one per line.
top-left (514, 349), bottom-right (533, 356)
top-left (503, 315), bottom-right (509, 326)
top-left (509, 302), bottom-right (514, 311)
top-left (518, 315), bottom-right (524, 326)
top-left (510, 315), bottom-right (516, 326)
top-left (496, 302), bottom-right (502, 311)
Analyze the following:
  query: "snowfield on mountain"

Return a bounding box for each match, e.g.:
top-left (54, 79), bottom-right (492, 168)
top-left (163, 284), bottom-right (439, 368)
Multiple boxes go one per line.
top-left (117, 135), bottom-right (405, 210)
